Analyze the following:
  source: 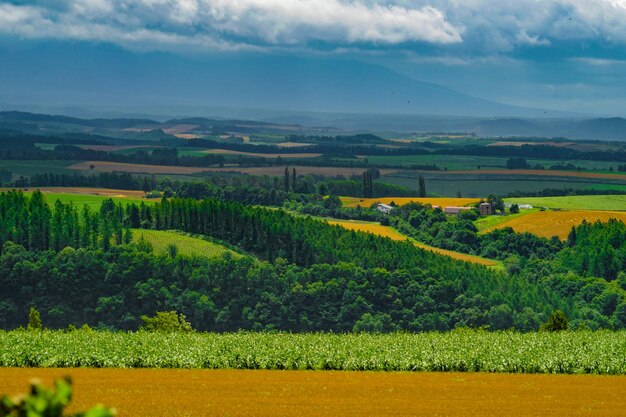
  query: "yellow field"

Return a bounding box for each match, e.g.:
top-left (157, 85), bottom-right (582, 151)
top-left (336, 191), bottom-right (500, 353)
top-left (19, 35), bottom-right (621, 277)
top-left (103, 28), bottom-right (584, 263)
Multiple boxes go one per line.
top-left (481, 210), bottom-right (626, 239)
top-left (2, 368), bottom-right (625, 417)
top-left (340, 197), bottom-right (481, 208)
top-left (327, 219), bottom-right (498, 266)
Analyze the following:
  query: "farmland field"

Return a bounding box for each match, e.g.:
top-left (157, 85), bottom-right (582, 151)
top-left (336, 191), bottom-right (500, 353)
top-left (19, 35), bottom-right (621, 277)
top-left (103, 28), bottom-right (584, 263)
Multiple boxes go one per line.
top-left (70, 161), bottom-right (396, 177)
top-left (326, 218), bottom-right (498, 266)
top-left (481, 210), bottom-right (626, 239)
top-left (340, 196), bottom-right (480, 208)
top-left (132, 229), bottom-right (241, 258)
top-left (504, 195), bottom-right (626, 211)
top-left (0, 187), bottom-right (150, 210)
top-left (2, 368), bottom-right (625, 417)
top-left (1, 331), bottom-right (625, 373)
top-left (0, 160), bottom-right (77, 176)
top-left (199, 149), bottom-right (322, 158)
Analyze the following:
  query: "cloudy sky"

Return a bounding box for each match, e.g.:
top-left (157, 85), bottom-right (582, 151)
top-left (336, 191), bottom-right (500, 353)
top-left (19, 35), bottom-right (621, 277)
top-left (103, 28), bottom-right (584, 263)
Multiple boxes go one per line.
top-left (2, 0), bottom-right (626, 115)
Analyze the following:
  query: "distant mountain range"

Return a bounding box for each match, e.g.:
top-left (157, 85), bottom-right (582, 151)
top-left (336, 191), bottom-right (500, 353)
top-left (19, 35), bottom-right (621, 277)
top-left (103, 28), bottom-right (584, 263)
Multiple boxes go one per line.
top-left (2, 110), bottom-right (626, 141)
top-left (0, 42), bottom-right (569, 118)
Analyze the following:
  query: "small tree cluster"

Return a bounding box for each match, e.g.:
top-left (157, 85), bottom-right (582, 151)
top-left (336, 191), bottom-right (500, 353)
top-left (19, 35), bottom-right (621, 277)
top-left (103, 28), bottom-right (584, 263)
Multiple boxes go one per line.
top-left (140, 311), bottom-right (193, 332)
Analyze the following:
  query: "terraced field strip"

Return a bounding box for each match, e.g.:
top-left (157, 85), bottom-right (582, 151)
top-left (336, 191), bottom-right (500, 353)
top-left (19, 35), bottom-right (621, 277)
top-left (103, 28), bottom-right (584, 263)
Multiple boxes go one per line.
top-left (340, 196), bottom-right (481, 208)
top-left (326, 219), bottom-right (498, 266)
top-left (201, 149), bottom-right (322, 158)
top-left (132, 229), bottom-right (241, 258)
top-left (481, 210), bottom-right (626, 239)
top-left (2, 368), bottom-right (624, 417)
top-left (504, 195), bottom-right (626, 211)
top-left (70, 161), bottom-right (396, 177)
top-left (435, 169), bottom-right (626, 181)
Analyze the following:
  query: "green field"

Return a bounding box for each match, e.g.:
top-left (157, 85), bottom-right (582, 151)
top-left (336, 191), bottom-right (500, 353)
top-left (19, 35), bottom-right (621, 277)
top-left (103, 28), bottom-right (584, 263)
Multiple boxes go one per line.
top-left (505, 195), bottom-right (626, 211)
top-left (132, 229), bottom-right (241, 258)
top-left (1, 330), bottom-right (625, 374)
top-left (0, 160), bottom-right (77, 176)
top-left (24, 191), bottom-right (149, 210)
top-left (474, 209), bottom-right (537, 232)
top-left (382, 173), bottom-right (626, 197)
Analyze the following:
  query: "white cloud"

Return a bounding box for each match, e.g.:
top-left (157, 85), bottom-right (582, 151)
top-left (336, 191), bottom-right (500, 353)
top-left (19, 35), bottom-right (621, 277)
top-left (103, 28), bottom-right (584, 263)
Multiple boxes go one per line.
top-left (0, 1), bottom-right (462, 51)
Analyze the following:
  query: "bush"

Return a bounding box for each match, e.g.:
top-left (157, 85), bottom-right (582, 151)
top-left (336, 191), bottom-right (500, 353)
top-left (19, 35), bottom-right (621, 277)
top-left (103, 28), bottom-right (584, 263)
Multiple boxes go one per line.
top-left (27, 307), bottom-right (42, 331)
top-left (140, 311), bottom-right (193, 332)
top-left (540, 310), bottom-right (568, 332)
top-left (0, 377), bottom-right (115, 417)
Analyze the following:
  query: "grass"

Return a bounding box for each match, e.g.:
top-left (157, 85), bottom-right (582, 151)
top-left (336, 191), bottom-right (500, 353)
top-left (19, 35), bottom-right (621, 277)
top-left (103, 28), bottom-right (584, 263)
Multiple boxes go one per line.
top-left (474, 210), bottom-right (537, 232)
top-left (1, 330), bottom-right (626, 374)
top-left (2, 368), bottom-right (625, 417)
top-left (504, 195), bottom-right (626, 211)
top-left (132, 229), bottom-right (241, 259)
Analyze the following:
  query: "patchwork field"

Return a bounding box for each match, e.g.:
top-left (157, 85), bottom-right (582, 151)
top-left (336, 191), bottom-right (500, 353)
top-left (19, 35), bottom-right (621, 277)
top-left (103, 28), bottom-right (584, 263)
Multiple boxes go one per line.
top-left (70, 161), bottom-right (395, 177)
top-left (132, 229), bottom-right (241, 258)
top-left (481, 210), bottom-right (626, 239)
top-left (505, 195), bottom-right (626, 211)
top-left (200, 149), bottom-right (322, 158)
top-left (2, 368), bottom-right (625, 417)
top-left (326, 219), bottom-right (498, 266)
top-left (340, 197), bottom-right (480, 208)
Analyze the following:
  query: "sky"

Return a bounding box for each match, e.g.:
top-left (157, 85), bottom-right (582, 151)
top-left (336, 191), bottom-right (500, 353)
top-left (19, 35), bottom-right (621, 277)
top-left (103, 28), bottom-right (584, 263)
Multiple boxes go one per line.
top-left (2, 0), bottom-right (626, 115)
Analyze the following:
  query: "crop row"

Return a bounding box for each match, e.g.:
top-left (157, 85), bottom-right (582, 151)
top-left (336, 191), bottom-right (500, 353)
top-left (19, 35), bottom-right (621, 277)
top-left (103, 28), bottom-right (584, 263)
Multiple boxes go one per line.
top-left (1, 330), bottom-right (625, 374)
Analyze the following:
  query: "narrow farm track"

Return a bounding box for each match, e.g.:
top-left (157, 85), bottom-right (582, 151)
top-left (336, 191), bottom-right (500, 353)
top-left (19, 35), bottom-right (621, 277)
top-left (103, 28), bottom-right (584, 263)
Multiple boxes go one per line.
top-left (2, 368), bottom-right (625, 417)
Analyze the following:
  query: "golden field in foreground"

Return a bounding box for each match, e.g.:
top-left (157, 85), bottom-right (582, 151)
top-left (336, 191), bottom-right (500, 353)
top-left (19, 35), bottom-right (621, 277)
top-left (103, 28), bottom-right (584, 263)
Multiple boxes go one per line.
top-left (2, 368), bottom-right (625, 417)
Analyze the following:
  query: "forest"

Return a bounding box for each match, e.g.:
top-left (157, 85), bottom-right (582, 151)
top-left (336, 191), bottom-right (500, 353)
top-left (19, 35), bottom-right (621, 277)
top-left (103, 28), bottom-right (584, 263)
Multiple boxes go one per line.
top-left (0, 191), bottom-right (624, 332)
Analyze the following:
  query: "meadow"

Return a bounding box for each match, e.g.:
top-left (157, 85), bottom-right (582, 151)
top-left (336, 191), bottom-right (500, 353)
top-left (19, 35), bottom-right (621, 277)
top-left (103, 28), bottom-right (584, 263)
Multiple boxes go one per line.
top-left (132, 229), bottom-right (241, 259)
top-left (2, 368), bottom-right (624, 417)
top-left (505, 195), bottom-right (626, 211)
top-left (2, 187), bottom-right (150, 210)
top-left (1, 330), bottom-right (625, 374)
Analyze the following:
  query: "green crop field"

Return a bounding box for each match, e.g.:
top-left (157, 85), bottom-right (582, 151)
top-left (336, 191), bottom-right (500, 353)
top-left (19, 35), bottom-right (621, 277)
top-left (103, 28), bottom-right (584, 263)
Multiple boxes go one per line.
top-left (0, 160), bottom-right (78, 176)
top-left (132, 229), bottom-right (242, 258)
top-left (505, 195), bottom-right (626, 211)
top-left (1, 330), bottom-right (625, 374)
top-left (382, 174), bottom-right (626, 198)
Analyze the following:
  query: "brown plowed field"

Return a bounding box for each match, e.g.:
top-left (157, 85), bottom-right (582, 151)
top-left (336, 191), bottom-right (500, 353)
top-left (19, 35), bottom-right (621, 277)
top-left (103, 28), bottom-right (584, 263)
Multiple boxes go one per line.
top-left (69, 161), bottom-right (396, 177)
top-left (2, 368), bottom-right (624, 417)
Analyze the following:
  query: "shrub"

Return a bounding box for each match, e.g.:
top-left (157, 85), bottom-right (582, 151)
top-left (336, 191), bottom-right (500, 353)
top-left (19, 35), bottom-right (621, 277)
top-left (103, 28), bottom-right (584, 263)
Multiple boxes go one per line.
top-left (27, 307), bottom-right (42, 332)
top-left (140, 311), bottom-right (193, 332)
top-left (0, 376), bottom-right (115, 417)
top-left (540, 310), bottom-right (568, 332)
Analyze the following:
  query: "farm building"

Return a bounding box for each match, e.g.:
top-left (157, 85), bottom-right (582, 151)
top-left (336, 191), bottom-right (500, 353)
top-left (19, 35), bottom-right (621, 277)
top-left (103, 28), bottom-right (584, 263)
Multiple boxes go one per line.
top-left (444, 206), bottom-right (473, 215)
top-left (375, 203), bottom-right (394, 214)
top-left (479, 203), bottom-right (493, 216)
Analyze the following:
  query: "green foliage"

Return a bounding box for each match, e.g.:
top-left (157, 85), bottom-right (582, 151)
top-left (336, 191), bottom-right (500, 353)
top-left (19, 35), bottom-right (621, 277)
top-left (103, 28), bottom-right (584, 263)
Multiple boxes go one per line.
top-left (27, 308), bottom-right (42, 332)
top-left (0, 377), bottom-right (115, 417)
top-left (0, 331), bottom-right (625, 374)
top-left (540, 310), bottom-right (569, 332)
top-left (140, 311), bottom-right (193, 333)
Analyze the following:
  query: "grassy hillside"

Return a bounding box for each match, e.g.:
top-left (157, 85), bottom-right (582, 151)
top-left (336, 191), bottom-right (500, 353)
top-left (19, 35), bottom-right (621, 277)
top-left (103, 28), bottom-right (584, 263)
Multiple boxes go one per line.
top-left (132, 229), bottom-right (242, 259)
